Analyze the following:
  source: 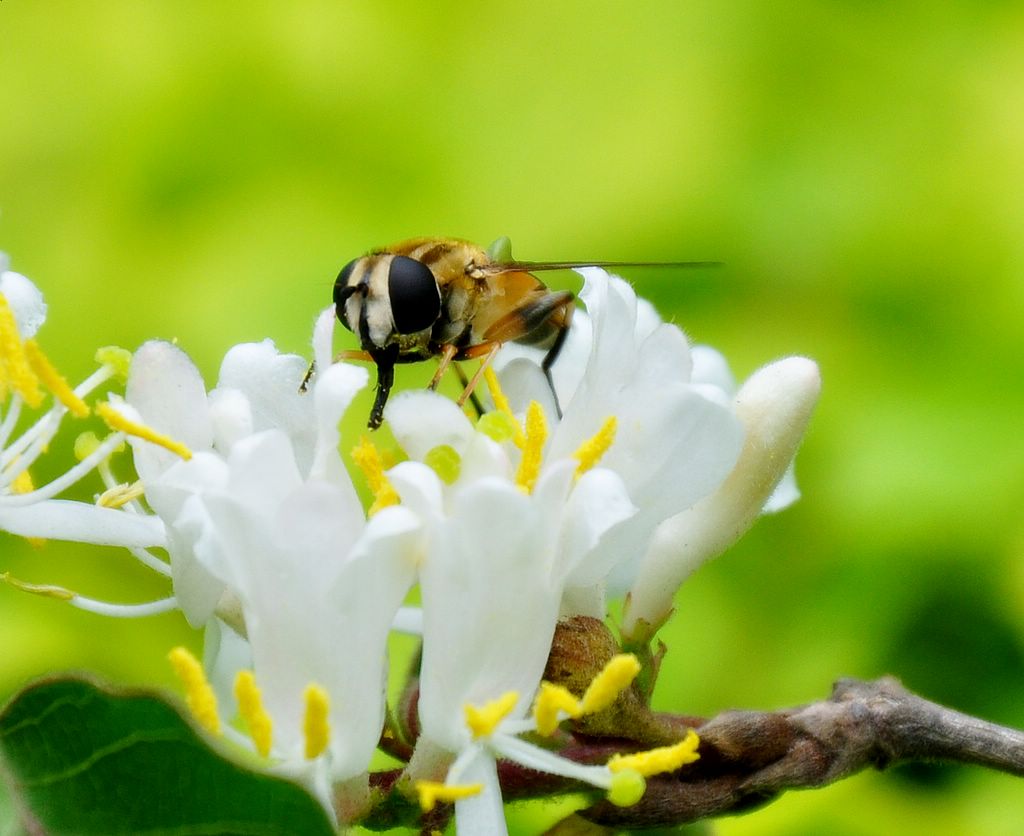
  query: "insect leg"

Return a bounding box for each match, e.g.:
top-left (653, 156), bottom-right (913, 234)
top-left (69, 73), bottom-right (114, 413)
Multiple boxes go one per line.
top-left (428, 343), bottom-right (459, 391)
top-left (540, 301), bottom-right (573, 418)
top-left (452, 362), bottom-right (485, 418)
top-left (456, 343), bottom-right (502, 408)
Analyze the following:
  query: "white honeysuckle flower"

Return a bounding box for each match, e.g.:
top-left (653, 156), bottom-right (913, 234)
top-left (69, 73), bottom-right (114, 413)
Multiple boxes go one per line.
top-left (0, 263), bottom-right (168, 558)
top-left (389, 454), bottom-right (634, 759)
top-left (624, 356), bottom-right (821, 635)
top-left (129, 334), bottom-right (421, 820)
top-left (490, 268), bottom-right (746, 608)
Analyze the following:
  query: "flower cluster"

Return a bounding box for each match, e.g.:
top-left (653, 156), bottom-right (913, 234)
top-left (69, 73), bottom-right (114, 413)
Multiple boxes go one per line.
top-left (0, 249), bottom-right (820, 833)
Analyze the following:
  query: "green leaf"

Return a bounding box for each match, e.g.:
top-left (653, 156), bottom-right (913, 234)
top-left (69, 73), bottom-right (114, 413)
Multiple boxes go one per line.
top-left (0, 675), bottom-right (336, 835)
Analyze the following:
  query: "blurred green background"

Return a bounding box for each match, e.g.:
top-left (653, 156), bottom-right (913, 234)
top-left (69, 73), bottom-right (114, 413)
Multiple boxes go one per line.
top-left (2, 1), bottom-right (1023, 833)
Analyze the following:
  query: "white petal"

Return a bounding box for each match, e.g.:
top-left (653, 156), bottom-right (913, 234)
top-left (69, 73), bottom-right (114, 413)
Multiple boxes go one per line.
top-left (126, 341), bottom-right (213, 480)
top-left (207, 387), bottom-right (254, 453)
top-left (311, 306), bottom-right (336, 372)
top-left (417, 480), bottom-right (559, 750)
top-left (216, 340), bottom-right (317, 469)
top-left (0, 500), bottom-right (166, 547)
top-left (385, 390), bottom-right (474, 460)
top-left (310, 361), bottom-right (368, 487)
top-left (559, 467), bottom-right (636, 589)
top-left (625, 357), bottom-right (820, 633)
top-left (0, 271), bottom-right (46, 338)
top-left (453, 753), bottom-right (508, 836)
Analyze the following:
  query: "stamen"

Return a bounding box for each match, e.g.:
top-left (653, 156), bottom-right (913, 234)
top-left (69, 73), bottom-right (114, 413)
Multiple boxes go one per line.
top-left (350, 435), bottom-right (398, 515)
top-left (234, 671), bottom-right (273, 757)
top-left (303, 684), bottom-right (330, 760)
top-left (168, 647), bottom-right (221, 736)
top-left (579, 653), bottom-right (641, 716)
top-left (464, 691), bottom-right (519, 739)
top-left (513, 401), bottom-right (547, 494)
top-left (533, 682), bottom-right (581, 736)
top-left (1, 572), bottom-right (75, 601)
top-left (24, 339), bottom-right (89, 417)
top-left (0, 293), bottom-right (43, 408)
top-left (606, 729), bottom-right (701, 777)
top-left (415, 780), bottom-right (483, 812)
top-left (94, 346), bottom-right (132, 381)
top-left (97, 480), bottom-right (145, 508)
top-left (572, 416), bottom-right (617, 478)
top-left (483, 367), bottom-right (525, 449)
top-left (96, 402), bottom-right (192, 461)
top-left (424, 444), bottom-right (461, 485)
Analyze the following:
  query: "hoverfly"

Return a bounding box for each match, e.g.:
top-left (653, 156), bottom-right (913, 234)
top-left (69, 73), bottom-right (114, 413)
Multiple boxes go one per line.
top-left (325, 236), bottom-right (717, 429)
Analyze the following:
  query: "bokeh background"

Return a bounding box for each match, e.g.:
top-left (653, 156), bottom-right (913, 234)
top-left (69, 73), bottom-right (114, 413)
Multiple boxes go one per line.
top-left (2, 2), bottom-right (1023, 833)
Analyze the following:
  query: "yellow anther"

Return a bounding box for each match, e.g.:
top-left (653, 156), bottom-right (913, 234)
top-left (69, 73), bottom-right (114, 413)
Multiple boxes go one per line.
top-left (0, 572), bottom-right (75, 601)
top-left (97, 480), bottom-right (145, 508)
top-left (74, 431), bottom-right (101, 461)
top-left (350, 435), bottom-right (399, 515)
top-left (533, 682), bottom-right (582, 736)
top-left (579, 654), bottom-right (641, 716)
top-left (464, 691), bottom-right (519, 740)
top-left (606, 729), bottom-right (701, 777)
top-left (415, 780), bottom-right (483, 812)
top-left (11, 468), bottom-right (34, 495)
top-left (607, 769), bottom-right (646, 807)
top-left (168, 646), bottom-right (221, 736)
top-left (424, 444), bottom-right (461, 485)
top-left (95, 346), bottom-right (132, 381)
top-left (234, 671), bottom-right (273, 758)
top-left (513, 401), bottom-right (547, 494)
top-left (572, 415), bottom-right (617, 478)
top-left (96, 402), bottom-right (193, 461)
top-left (24, 339), bottom-right (89, 417)
top-left (483, 367), bottom-right (525, 449)
top-left (303, 684), bottom-right (330, 760)
top-left (0, 293), bottom-right (43, 407)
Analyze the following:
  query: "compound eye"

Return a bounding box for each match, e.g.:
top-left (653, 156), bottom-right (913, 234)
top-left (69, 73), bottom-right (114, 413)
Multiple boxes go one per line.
top-left (388, 255), bottom-right (441, 334)
top-left (333, 259), bottom-right (360, 331)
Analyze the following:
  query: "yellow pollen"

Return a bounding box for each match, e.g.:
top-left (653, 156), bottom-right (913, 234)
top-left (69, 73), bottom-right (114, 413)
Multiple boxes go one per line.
top-left (0, 293), bottom-right (43, 408)
top-left (415, 780), bottom-right (484, 812)
top-left (572, 415), bottom-right (617, 478)
top-left (24, 339), bottom-right (89, 417)
top-left (303, 684), bottom-right (330, 760)
top-left (607, 729), bottom-right (701, 777)
top-left (483, 367), bottom-right (525, 449)
top-left (513, 401), bottom-right (547, 494)
top-left (350, 435), bottom-right (399, 515)
top-left (0, 572), bottom-right (75, 601)
top-left (234, 671), bottom-right (273, 758)
top-left (96, 402), bottom-right (193, 461)
top-left (168, 647), bottom-right (221, 736)
top-left (533, 682), bottom-right (582, 736)
top-left (97, 480), bottom-right (145, 508)
top-left (464, 691), bottom-right (519, 739)
top-left (580, 654), bottom-right (642, 715)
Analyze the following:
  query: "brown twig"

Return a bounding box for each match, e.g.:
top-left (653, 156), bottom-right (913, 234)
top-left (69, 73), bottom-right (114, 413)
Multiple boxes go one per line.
top-left (578, 676), bottom-right (1024, 827)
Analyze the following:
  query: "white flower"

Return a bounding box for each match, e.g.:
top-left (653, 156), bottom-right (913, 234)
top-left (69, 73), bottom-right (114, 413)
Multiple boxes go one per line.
top-left (492, 268), bottom-right (746, 608)
top-left (129, 319), bottom-right (421, 820)
top-left (624, 354), bottom-right (821, 635)
top-left (0, 265), bottom-right (167, 558)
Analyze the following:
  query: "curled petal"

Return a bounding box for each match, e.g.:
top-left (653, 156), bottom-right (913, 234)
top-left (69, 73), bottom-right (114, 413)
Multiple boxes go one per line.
top-left (0, 500), bottom-right (166, 547)
top-left (625, 357), bottom-right (821, 635)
